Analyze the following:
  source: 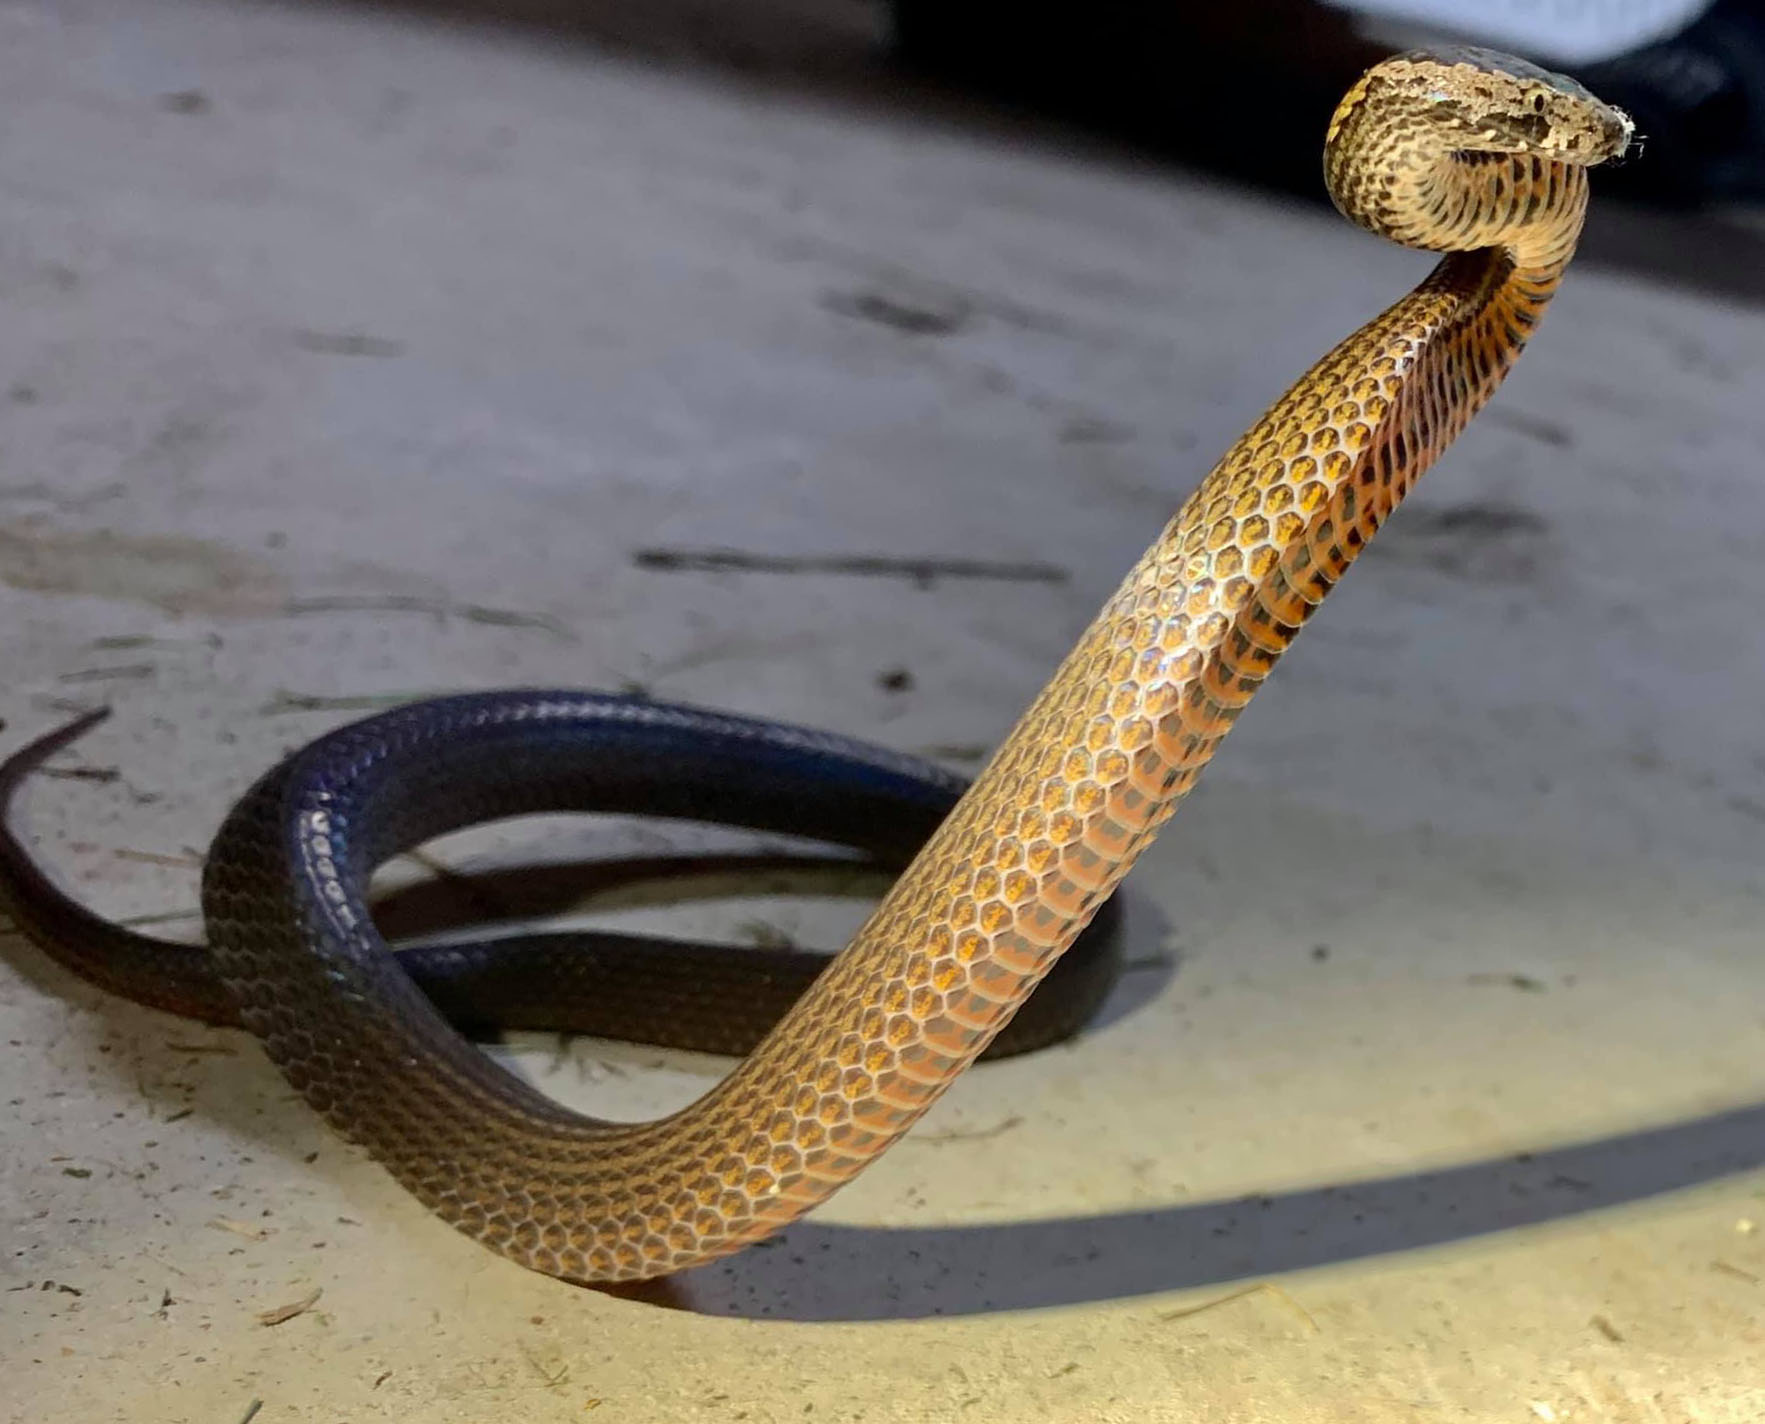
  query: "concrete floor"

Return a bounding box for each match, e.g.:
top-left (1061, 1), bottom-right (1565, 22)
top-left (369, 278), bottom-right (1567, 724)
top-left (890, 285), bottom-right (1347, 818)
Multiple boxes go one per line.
top-left (4, 1), bottom-right (1764, 1419)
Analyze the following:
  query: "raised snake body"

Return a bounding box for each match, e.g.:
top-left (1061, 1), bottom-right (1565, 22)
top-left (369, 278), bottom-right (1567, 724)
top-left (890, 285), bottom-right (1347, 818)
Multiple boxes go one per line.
top-left (0, 49), bottom-right (1630, 1284)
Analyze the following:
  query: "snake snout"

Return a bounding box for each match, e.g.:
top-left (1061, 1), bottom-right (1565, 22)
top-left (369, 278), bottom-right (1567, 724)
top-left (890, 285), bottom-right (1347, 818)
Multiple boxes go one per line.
top-left (1601, 105), bottom-right (1639, 162)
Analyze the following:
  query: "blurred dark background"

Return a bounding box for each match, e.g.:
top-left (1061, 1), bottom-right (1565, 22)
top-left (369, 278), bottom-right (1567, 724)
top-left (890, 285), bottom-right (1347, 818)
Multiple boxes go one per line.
top-left (351, 0), bottom-right (1765, 300)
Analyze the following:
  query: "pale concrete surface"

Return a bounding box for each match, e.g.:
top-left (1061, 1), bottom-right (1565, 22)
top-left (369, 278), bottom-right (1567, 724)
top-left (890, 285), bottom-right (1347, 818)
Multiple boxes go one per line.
top-left (3, 1), bottom-right (1764, 1420)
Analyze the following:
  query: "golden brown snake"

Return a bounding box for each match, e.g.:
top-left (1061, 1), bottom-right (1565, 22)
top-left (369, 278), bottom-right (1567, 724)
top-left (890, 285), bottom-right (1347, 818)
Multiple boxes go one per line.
top-left (0, 47), bottom-right (1630, 1284)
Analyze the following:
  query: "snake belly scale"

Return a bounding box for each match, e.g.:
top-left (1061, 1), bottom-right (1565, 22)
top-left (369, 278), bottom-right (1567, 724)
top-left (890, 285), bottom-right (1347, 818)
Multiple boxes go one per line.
top-left (0, 48), bottom-right (1630, 1284)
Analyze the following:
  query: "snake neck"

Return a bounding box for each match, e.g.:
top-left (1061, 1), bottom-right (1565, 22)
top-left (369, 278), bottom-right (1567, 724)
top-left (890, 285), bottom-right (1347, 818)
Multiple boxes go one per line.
top-left (1026, 234), bottom-right (1576, 860)
top-left (687, 224), bottom-right (1582, 1250)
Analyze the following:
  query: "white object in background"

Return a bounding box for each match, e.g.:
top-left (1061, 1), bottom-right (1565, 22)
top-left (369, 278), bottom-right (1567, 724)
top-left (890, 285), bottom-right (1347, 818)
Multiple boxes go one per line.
top-left (1327, 0), bottom-right (1713, 64)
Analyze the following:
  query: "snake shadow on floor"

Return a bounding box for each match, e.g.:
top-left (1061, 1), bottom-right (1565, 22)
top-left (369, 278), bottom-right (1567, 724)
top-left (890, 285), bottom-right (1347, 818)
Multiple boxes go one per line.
top-left (637, 1097), bottom-right (1765, 1320)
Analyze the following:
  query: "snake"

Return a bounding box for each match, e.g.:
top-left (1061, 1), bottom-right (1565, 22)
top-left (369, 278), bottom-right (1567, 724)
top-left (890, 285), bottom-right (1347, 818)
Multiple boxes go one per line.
top-left (0, 48), bottom-right (1629, 1285)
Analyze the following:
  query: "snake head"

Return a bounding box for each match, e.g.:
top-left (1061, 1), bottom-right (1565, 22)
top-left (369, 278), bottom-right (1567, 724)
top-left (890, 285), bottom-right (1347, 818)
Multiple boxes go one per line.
top-left (1391, 46), bottom-right (1634, 165)
top-left (1325, 47), bottom-right (1631, 261)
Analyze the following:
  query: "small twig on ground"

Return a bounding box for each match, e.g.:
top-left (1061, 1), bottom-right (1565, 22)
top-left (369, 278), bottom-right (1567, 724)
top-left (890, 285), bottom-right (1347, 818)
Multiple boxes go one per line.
top-left (1158, 1281), bottom-right (1318, 1334)
top-left (208, 1217), bottom-right (271, 1242)
top-left (256, 1286), bottom-right (322, 1326)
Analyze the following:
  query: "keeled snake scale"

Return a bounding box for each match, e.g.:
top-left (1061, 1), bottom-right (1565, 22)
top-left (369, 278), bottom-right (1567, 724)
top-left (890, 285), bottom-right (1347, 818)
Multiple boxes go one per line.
top-left (0, 48), bottom-right (1631, 1284)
